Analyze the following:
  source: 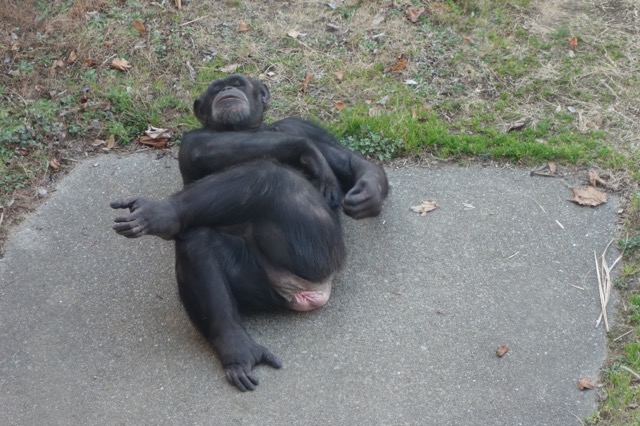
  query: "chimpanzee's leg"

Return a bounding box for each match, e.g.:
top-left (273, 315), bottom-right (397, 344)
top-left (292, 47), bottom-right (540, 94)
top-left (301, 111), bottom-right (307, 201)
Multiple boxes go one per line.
top-left (175, 227), bottom-right (286, 391)
top-left (111, 161), bottom-right (345, 281)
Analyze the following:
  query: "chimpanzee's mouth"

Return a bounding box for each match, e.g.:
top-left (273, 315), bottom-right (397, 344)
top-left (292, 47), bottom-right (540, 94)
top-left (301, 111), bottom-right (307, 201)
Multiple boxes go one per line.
top-left (215, 95), bottom-right (242, 105)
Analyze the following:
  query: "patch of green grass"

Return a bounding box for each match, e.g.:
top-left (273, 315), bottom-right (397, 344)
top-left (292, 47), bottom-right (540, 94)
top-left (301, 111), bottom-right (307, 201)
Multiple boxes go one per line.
top-left (620, 234), bottom-right (640, 253)
top-left (597, 341), bottom-right (640, 423)
top-left (340, 127), bottom-right (404, 161)
top-left (629, 295), bottom-right (640, 324)
top-left (331, 101), bottom-right (620, 165)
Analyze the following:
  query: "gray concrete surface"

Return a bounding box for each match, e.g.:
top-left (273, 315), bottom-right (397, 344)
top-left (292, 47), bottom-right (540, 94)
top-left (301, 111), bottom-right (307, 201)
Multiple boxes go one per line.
top-left (0, 152), bottom-right (619, 425)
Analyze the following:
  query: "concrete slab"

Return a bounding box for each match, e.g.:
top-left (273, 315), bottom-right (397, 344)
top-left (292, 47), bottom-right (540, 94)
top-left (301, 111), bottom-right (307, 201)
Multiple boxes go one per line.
top-left (0, 153), bottom-right (618, 425)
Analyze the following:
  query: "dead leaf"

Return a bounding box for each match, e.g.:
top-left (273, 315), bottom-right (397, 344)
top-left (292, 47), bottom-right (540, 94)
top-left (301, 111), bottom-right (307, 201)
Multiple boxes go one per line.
top-left (287, 29), bottom-right (300, 39)
top-left (334, 100), bottom-right (345, 111)
top-left (144, 126), bottom-right (172, 139)
top-left (548, 162), bottom-right (557, 174)
top-left (133, 19), bottom-right (146, 33)
top-left (49, 158), bottom-right (60, 171)
top-left (368, 107), bottom-right (380, 117)
top-left (49, 59), bottom-right (64, 76)
top-left (463, 35), bottom-right (473, 43)
top-left (578, 378), bottom-right (595, 390)
top-left (334, 71), bottom-right (344, 81)
top-left (389, 54), bottom-right (408, 74)
top-left (588, 170), bottom-right (608, 188)
top-left (220, 64), bottom-right (239, 73)
top-left (570, 187), bottom-right (607, 207)
top-left (107, 134), bottom-right (115, 149)
top-left (67, 50), bottom-right (77, 63)
top-left (111, 57), bottom-right (132, 71)
top-left (568, 36), bottom-right (578, 50)
top-left (175, 0), bottom-right (181, 9)
top-left (300, 71), bottom-right (314, 93)
top-left (406, 7), bottom-right (425, 23)
top-left (137, 135), bottom-right (168, 149)
top-left (411, 200), bottom-right (439, 216)
top-left (104, 40), bottom-right (115, 48)
top-left (496, 345), bottom-right (509, 357)
top-left (84, 58), bottom-right (97, 67)
top-left (237, 22), bottom-right (249, 32)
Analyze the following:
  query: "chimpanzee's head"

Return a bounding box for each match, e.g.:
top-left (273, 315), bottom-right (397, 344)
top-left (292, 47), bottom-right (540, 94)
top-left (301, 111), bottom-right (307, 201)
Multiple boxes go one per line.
top-left (194, 74), bottom-right (271, 131)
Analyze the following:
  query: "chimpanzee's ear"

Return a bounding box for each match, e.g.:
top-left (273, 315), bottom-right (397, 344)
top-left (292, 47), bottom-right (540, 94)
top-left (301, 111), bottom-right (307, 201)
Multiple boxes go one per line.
top-left (258, 81), bottom-right (270, 108)
top-left (193, 95), bottom-right (206, 125)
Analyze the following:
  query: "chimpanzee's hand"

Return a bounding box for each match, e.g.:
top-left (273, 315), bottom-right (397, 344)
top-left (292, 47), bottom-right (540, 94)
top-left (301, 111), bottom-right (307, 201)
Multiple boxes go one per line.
top-left (110, 197), bottom-right (180, 240)
top-left (218, 332), bottom-right (282, 392)
top-left (343, 175), bottom-right (384, 219)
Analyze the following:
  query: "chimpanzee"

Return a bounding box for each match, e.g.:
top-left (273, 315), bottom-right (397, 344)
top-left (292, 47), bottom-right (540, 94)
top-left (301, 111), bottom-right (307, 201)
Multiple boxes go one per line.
top-left (111, 74), bottom-right (388, 391)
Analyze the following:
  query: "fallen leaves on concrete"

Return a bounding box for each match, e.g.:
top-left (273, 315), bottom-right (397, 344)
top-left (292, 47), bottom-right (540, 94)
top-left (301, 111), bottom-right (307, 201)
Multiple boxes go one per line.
top-left (411, 200), bottom-right (438, 216)
top-left (570, 186), bottom-right (607, 207)
top-left (577, 378), bottom-right (595, 390)
top-left (136, 126), bottom-right (172, 149)
top-left (496, 345), bottom-right (509, 357)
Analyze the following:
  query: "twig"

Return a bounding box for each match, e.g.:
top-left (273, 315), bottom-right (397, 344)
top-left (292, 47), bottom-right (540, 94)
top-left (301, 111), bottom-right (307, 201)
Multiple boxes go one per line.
top-left (556, 220), bottom-right (565, 229)
top-left (507, 251), bottom-right (519, 259)
top-left (613, 329), bottom-right (633, 342)
top-left (620, 365), bottom-right (640, 381)
top-left (530, 170), bottom-right (558, 178)
top-left (595, 239), bottom-right (621, 331)
top-left (534, 200), bottom-right (547, 213)
top-left (100, 54), bottom-right (117, 68)
top-left (291, 37), bottom-right (320, 54)
top-left (180, 15), bottom-right (210, 27)
top-left (185, 60), bottom-right (195, 82)
top-left (594, 251), bottom-right (609, 331)
top-left (570, 284), bottom-right (585, 291)
top-left (0, 212), bottom-right (3, 227)
top-left (568, 411), bottom-right (585, 426)
top-left (9, 89), bottom-right (28, 106)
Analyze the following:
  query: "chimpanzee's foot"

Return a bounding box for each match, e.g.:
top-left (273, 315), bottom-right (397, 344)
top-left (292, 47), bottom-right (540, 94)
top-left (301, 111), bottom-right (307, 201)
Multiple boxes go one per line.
top-left (110, 197), bottom-right (180, 240)
top-left (217, 331), bottom-right (282, 392)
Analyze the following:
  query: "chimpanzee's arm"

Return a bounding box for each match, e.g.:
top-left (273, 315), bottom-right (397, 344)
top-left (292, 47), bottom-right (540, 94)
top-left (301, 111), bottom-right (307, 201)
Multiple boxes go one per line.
top-left (179, 129), bottom-right (341, 208)
top-left (179, 129), bottom-right (333, 184)
top-left (267, 118), bottom-right (389, 219)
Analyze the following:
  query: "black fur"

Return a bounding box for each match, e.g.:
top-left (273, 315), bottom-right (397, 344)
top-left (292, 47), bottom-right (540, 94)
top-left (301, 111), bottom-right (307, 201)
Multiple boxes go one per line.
top-left (111, 75), bottom-right (388, 391)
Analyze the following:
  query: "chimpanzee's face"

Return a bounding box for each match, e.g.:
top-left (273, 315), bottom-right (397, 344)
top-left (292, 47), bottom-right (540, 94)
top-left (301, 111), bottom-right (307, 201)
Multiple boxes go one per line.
top-left (194, 75), bottom-right (270, 131)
